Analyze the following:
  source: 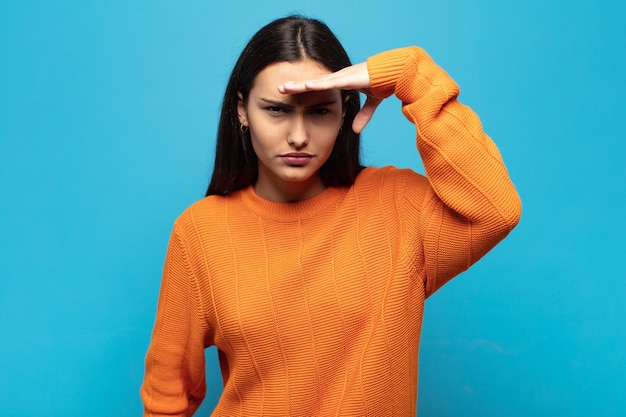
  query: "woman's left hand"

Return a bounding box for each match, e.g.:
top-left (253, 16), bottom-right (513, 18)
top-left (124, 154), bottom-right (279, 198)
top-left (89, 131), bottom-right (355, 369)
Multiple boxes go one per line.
top-left (278, 62), bottom-right (382, 134)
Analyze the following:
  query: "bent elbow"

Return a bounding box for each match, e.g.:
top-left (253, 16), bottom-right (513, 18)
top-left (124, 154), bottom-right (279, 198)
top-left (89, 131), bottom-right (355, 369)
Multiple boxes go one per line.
top-left (508, 190), bottom-right (523, 231)
top-left (494, 188), bottom-right (522, 237)
top-left (506, 191), bottom-right (522, 232)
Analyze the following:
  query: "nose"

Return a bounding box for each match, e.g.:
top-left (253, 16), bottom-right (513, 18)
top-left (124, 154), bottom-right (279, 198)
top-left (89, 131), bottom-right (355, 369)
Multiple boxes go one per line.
top-left (287, 114), bottom-right (308, 148)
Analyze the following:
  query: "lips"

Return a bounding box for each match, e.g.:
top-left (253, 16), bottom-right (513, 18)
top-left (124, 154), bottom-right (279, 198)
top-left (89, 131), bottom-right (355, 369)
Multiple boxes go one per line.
top-left (280, 152), bottom-right (313, 166)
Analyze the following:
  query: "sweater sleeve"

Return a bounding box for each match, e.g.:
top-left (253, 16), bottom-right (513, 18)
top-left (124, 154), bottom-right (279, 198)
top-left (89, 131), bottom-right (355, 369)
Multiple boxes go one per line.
top-left (367, 47), bottom-right (522, 296)
top-left (140, 224), bottom-right (210, 416)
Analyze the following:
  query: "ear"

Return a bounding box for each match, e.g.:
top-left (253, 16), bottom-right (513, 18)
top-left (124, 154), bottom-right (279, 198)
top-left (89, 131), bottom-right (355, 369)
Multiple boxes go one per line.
top-left (342, 95), bottom-right (349, 119)
top-left (237, 92), bottom-right (248, 127)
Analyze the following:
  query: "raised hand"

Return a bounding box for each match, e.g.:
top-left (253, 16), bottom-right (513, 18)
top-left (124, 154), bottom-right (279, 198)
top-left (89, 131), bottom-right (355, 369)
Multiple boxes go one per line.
top-left (278, 62), bottom-right (383, 134)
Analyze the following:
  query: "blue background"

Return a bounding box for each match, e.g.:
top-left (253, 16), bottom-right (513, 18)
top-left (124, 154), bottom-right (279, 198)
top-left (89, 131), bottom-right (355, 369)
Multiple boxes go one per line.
top-left (1, 1), bottom-right (624, 415)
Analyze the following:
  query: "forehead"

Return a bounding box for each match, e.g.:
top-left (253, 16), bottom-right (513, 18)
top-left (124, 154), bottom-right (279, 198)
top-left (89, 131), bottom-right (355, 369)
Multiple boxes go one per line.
top-left (251, 59), bottom-right (340, 102)
top-left (256, 59), bottom-right (332, 84)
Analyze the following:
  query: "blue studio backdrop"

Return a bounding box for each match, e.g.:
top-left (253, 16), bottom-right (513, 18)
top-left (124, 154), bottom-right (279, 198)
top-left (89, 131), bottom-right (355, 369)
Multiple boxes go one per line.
top-left (1, 1), bottom-right (625, 416)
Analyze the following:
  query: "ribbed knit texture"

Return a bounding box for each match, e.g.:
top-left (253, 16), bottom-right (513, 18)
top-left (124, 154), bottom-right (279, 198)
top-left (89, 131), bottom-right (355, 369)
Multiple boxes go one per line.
top-left (141, 47), bottom-right (522, 416)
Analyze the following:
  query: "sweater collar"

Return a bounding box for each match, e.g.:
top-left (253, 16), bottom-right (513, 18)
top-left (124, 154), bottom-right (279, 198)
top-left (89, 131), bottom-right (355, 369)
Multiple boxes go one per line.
top-left (239, 184), bottom-right (348, 221)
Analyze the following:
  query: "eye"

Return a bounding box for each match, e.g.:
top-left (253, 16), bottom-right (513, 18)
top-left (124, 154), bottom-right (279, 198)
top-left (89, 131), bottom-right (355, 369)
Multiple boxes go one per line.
top-left (266, 106), bottom-right (288, 114)
top-left (310, 108), bottom-right (331, 116)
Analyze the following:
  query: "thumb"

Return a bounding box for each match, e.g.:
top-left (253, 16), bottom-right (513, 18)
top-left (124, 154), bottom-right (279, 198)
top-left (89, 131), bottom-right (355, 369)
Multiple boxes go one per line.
top-left (352, 96), bottom-right (382, 134)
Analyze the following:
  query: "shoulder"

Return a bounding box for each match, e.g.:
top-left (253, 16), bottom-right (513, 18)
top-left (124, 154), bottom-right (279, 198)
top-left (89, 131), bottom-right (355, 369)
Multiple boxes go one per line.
top-left (353, 166), bottom-right (431, 210)
top-left (172, 192), bottom-right (240, 235)
top-left (355, 166), bottom-right (428, 191)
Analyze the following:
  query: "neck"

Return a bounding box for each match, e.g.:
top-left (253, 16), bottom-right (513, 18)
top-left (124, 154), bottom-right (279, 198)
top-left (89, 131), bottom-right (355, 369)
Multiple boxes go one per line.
top-left (253, 175), bottom-right (326, 203)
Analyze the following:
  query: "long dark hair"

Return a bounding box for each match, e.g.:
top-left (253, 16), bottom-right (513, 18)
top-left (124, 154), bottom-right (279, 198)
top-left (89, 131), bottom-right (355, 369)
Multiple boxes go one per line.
top-left (205, 15), bottom-right (363, 197)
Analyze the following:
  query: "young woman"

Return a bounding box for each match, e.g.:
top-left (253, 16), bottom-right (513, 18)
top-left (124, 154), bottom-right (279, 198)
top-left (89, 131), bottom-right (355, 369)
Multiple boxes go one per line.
top-left (141, 15), bottom-right (521, 416)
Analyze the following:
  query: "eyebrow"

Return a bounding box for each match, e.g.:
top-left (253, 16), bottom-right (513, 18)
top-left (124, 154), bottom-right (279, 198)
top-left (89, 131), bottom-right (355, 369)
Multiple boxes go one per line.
top-left (259, 98), bottom-right (338, 108)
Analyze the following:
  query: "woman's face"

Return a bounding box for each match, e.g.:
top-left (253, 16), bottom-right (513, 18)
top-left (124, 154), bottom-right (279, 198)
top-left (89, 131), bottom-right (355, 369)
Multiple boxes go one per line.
top-left (238, 59), bottom-right (344, 203)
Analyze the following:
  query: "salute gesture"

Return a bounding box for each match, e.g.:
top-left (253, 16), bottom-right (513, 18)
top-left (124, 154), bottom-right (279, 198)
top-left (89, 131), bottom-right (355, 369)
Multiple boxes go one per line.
top-left (278, 62), bottom-right (382, 134)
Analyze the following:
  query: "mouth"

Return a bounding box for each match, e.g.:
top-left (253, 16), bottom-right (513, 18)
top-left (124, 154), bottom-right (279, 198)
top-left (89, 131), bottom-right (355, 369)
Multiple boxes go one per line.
top-left (280, 152), bottom-right (314, 166)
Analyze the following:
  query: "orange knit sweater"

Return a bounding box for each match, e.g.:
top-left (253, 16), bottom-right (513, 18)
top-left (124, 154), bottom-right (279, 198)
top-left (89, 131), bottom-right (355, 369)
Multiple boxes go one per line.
top-left (141, 47), bottom-right (522, 416)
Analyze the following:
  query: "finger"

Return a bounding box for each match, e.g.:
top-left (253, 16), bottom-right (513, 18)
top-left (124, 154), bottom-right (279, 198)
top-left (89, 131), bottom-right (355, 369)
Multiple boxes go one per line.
top-left (278, 75), bottom-right (344, 94)
top-left (278, 63), bottom-right (369, 94)
top-left (352, 96), bottom-right (382, 134)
